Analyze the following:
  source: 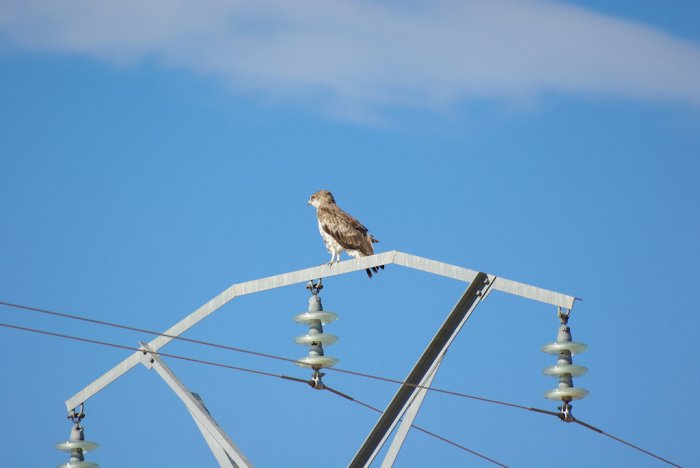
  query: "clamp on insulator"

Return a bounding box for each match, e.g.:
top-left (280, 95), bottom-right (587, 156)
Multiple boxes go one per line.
top-left (56, 404), bottom-right (100, 467)
top-left (310, 369), bottom-right (326, 390)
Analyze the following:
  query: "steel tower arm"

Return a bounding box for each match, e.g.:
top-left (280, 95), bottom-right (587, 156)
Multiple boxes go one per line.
top-left (66, 251), bottom-right (575, 411)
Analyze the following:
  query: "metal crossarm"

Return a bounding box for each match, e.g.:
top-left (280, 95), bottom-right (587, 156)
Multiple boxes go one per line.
top-left (66, 251), bottom-right (576, 411)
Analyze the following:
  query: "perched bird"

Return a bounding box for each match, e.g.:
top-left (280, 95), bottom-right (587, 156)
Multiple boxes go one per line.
top-left (308, 190), bottom-right (383, 278)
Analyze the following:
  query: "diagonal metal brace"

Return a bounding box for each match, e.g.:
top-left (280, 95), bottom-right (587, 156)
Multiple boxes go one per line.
top-left (350, 272), bottom-right (492, 467)
top-left (138, 342), bottom-right (251, 468)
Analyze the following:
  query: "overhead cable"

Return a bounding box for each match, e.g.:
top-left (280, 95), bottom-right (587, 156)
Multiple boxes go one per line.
top-left (0, 320), bottom-right (497, 464)
top-left (0, 302), bottom-right (682, 467)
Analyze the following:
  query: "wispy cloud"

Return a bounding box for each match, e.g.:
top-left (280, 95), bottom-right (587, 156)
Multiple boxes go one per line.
top-left (2, 0), bottom-right (700, 117)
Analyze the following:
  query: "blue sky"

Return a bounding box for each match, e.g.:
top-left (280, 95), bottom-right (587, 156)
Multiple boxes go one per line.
top-left (0, 1), bottom-right (698, 467)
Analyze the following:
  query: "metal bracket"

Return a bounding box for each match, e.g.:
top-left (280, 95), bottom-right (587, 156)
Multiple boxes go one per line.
top-left (138, 345), bottom-right (156, 370)
top-left (558, 306), bottom-right (571, 324)
top-left (310, 370), bottom-right (326, 390)
top-left (67, 404), bottom-right (86, 425)
top-left (306, 278), bottom-right (323, 295)
top-left (558, 401), bottom-right (575, 422)
top-left (478, 274), bottom-right (497, 301)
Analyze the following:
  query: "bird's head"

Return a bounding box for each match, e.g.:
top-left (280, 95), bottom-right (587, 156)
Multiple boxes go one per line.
top-left (308, 190), bottom-right (335, 208)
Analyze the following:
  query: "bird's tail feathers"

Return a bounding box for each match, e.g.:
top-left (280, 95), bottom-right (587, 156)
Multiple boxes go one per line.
top-left (366, 264), bottom-right (385, 278)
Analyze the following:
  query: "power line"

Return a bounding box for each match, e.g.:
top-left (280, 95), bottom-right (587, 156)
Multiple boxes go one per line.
top-left (0, 301), bottom-right (683, 467)
top-left (569, 418), bottom-right (681, 468)
top-left (332, 365), bottom-right (534, 411)
top-left (0, 300), bottom-right (536, 410)
top-left (0, 300), bottom-right (299, 366)
top-left (0, 320), bottom-right (503, 466)
top-left (0, 300), bottom-right (563, 413)
top-left (525, 406), bottom-right (681, 467)
top-left (0, 321), bottom-right (308, 383)
top-left (322, 384), bottom-right (509, 467)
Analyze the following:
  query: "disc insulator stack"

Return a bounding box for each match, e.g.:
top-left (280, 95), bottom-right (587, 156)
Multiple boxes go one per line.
top-left (542, 310), bottom-right (588, 417)
top-left (294, 282), bottom-right (339, 370)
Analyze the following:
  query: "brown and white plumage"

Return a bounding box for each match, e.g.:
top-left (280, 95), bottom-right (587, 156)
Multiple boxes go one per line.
top-left (308, 190), bottom-right (383, 278)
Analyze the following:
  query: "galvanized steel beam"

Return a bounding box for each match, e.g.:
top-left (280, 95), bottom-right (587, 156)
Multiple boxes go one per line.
top-left (392, 252), bottom-right (576, 309)
top-left (66, 251), bottom-right (576, 411)
top-left (349, 272), bottom-right (491, 467)
top-left (138, 343), bottom-right (251, 468)
top-left (381, 357), bottom-right (442, 467)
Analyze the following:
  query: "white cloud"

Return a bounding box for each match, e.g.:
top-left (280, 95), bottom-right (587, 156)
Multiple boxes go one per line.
top-left (2, 0), bottom-right (700, 117)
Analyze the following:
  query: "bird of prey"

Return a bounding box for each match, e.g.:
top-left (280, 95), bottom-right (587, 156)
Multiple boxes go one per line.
top-left (308, 190), bottom-right (383, 278)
